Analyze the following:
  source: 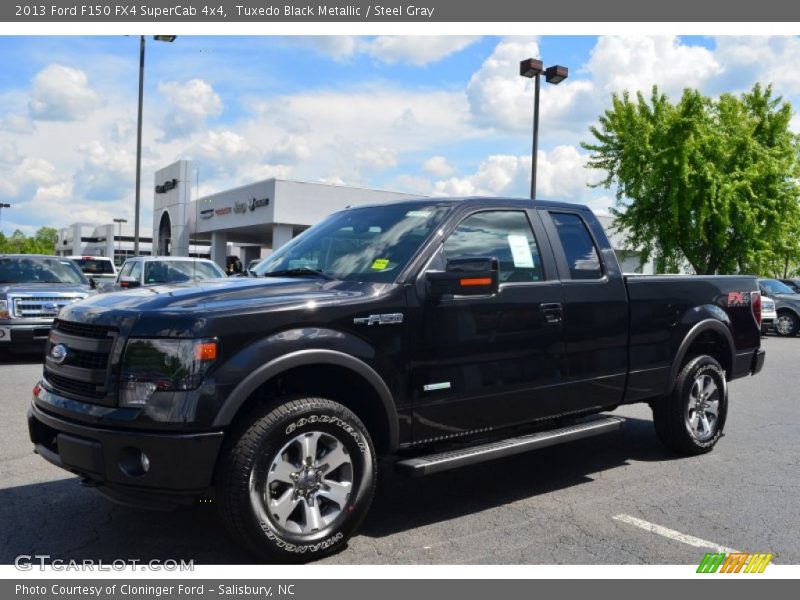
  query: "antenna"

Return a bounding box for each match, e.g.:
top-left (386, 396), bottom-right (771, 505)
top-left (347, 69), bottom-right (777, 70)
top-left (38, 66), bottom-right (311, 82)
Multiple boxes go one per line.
top-left (193, 166), bottom-right (199, 281)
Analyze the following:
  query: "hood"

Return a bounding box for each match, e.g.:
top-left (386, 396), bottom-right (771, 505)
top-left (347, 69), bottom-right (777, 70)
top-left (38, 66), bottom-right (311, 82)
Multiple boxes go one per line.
top-left (57, 276), bottom-right (384, 332)
top-left (1, 282), bottom-right (92, 296)
top-left (772, 293), bottom-right (800, 305)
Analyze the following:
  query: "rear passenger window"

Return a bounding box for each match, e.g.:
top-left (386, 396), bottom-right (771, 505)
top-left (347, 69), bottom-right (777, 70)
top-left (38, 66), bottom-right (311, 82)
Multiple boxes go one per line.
top-left (550, 212), bottom-right (603, 280)
top-left (443, 211), bottom-right (543, 283)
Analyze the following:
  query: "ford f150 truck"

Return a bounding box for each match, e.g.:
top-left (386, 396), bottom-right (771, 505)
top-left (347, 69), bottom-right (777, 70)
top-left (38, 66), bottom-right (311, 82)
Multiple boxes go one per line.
top-left (1, 255), bottom-right (94, 352)
top-left (28, 198), bottom-right (765, 562)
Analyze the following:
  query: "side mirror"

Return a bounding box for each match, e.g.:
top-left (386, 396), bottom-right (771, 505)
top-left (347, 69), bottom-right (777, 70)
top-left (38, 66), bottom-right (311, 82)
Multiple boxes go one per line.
top-left (426, 257), bottom-right (499, 298)
top-left (88, 277), bottom-right (97, 290)
top-left (119, 275), bottom-right (140, 289)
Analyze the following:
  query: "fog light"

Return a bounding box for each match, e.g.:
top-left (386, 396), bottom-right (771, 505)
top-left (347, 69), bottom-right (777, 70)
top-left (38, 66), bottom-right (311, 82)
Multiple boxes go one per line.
top-left (120, 381), bottom-right (157, 407)
top-left (140, 452), bottom-right (150, 473)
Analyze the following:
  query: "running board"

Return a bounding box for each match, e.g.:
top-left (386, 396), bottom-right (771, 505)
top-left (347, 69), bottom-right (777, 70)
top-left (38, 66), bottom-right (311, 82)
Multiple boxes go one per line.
top-left (395, 415), bottom-right (624, 477)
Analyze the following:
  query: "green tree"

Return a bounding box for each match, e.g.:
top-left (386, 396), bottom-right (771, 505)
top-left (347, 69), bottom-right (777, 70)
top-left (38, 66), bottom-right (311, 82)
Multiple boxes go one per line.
top-left (6, 229), bottom-right (28, 254)
top-left (583, 83), bottom-right (800, 275)
top-left (29, 226), bottom-right (57, 254)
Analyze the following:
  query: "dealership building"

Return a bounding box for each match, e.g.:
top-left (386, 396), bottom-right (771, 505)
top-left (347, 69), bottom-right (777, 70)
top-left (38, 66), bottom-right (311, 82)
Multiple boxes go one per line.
top-left (58, 159), bottom-right (654, 274)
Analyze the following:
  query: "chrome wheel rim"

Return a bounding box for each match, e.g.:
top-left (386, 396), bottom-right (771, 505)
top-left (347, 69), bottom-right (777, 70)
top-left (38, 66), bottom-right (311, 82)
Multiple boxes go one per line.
top-left (256, 430), bottom-right (353, 536)
top-left (775, 315), bottom-right (794, 336)
top-left (685, 374), bottom-right (720, 442)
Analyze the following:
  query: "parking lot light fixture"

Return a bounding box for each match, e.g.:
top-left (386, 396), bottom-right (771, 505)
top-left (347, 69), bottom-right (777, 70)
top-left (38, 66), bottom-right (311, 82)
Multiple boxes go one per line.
top-left (519, 59), bottom-right (569, 199)
top-left (0, 203), bottom-right (10, 234)
top-left (113, 218), bottom-right (128, 266)
top-left (133, 35), bottom-right (176, 258)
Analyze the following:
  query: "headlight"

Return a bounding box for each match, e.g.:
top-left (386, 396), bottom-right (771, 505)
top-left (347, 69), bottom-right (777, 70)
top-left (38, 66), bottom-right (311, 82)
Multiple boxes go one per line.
top-left (119, 338), bottom-right (218, 407)
top-left (0, 299), bottom-right (8, 319)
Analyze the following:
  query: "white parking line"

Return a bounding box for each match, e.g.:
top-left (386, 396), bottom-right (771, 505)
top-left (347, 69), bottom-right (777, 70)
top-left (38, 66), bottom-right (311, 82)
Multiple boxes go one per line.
top-left (612, 514), bottom-right (741, 553)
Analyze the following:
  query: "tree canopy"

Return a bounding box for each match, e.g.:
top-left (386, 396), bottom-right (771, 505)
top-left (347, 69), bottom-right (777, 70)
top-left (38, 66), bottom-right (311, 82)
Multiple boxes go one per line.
top-left (0, 227), bottom-right (58, 255)
top-left (583, 83), bottom-right (800, 276)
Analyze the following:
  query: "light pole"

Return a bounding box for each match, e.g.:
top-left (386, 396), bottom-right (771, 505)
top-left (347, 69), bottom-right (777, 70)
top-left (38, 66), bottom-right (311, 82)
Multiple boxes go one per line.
top-left (0, 203), bottom-right (10, 237)
top-left (133, 35), bottom-right (176, 258)
top-left (113, 218), bottom-right (127, 266)
top-left (519, 59), bottom-right (568, 199)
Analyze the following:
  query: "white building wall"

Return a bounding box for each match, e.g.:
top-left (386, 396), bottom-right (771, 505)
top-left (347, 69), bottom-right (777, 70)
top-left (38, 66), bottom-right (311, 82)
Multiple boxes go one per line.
top-left (152, 160), bottom-right (193, 257)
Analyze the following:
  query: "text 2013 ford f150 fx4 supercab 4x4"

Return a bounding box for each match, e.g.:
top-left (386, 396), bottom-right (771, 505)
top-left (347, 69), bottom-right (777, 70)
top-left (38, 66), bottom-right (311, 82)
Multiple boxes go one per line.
top-left (28, 198), bottom-right (765, 562)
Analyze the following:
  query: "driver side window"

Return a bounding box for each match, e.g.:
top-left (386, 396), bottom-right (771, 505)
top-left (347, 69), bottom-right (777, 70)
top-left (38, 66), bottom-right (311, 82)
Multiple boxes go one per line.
top-left (443, 211), bottom-right (544, 283)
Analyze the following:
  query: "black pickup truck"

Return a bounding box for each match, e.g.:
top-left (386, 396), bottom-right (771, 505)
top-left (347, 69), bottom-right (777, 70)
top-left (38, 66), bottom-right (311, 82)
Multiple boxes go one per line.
top-left (28, 198), bottom-right (765, 561)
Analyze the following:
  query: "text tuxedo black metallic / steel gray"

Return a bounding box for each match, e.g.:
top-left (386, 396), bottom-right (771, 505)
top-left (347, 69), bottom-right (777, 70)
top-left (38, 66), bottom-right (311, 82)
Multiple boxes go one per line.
top-left (28, 198), bottom-right (765, 562)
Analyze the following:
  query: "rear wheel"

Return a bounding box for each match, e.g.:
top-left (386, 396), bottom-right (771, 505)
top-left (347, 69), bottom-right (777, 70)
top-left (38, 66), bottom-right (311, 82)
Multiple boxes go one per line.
top-left (217, 397), bottom-right (376, 562)
top-left (774, 311), bottom-right (798, 337)
top-left (653, 355), bottom-right (727, 455)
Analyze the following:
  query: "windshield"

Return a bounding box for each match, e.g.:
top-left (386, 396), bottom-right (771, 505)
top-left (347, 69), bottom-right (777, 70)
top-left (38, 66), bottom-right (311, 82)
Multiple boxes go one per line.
top-left (253, 203), bottom-right (451, 282)
top-left (144, 260), bottom-right (226, 284)
top-left (0, 257), bottom-right (87, 284)
top-left (761, 279), bottom-right (795, 296)
top-left (73, 258), bottom-right (115, 275)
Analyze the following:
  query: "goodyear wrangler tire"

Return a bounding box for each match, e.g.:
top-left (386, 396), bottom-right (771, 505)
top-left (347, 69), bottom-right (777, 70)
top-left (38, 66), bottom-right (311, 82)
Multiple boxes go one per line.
top-left (218, 397), bottom-right (376, 563)
top-left (652, 355), bottom-right (728, 456)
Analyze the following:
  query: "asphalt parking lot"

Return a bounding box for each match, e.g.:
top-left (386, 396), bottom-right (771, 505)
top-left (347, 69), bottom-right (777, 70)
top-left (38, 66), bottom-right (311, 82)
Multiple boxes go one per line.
top-left (1, 336), bottom-right (798, 565)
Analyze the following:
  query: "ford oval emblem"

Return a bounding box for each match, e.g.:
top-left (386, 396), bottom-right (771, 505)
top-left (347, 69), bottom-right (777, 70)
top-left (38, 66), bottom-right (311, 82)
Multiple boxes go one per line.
top-left (50, 343), bottom-right (68, 365)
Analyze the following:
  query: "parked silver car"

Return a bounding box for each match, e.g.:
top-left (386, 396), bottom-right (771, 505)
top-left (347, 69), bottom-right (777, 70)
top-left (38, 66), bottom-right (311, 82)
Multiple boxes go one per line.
top-left (759, 278), bottom-right (800, 337)
top-left (0, 255), bottom-right (94, 352)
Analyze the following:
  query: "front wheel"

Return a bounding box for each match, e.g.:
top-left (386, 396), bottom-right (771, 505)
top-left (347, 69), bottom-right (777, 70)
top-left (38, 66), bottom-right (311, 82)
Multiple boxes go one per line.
top-left (217, 397), bottom-right (376, 562)
top-left (774, 311), bottom-right (798, 337)
top-left (652, 355), bottom-right (728, 455)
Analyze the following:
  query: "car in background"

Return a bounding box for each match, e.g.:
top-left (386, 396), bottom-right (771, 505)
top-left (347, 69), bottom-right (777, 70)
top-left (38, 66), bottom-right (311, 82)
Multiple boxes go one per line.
top-left (761, 295), bottom-right (777, 335)
top-left (0, 255), bottom-right (94, 352)
top-left (107, 256), bottom-right (227, 291)
top-left (779, 279), bottom-right (800, 293)
top-left (66, 256), bottom-right (117, 288)
top-left (758, 278), bottom-right (800, 337)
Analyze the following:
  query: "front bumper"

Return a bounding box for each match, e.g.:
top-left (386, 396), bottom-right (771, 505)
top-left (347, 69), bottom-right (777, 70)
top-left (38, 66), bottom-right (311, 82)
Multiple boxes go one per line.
top-left (28, 400), bottom-right (224, 510)
top-left (0, 320), bottom-right (53, 349)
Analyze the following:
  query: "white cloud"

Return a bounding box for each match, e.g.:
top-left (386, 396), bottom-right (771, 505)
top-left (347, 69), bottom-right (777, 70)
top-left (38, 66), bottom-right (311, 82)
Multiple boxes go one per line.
top-left (293, 36), bottom-right (360, 61)
top-left (432, 145), bottom-right (600, 201)
top-left (355, 147), bottom-right (397, 171)
top-left (73, 141), bottom-right (136, 201)
top-left (157, 78), bottom-right (223, 137)
top-left (363, 36), bottom-right (481, 66)
top-left (28, 64), bottom-right (100, 121)
top-left (0, 154), bottom-right (59, 198)
top-left (467, 37), bottom-right (541, 132)
top-left (467, 35), bottom-right (723, 139)
top-left (295, 35), bottom-right (480, 66)
top-left (265, 135), bottom-right (312, 165)
top-left (712, 36), bottom-right (800, 96)
top-left (1, 113), bottom-right (36, 134)
top-left (588, 36), bottom-right (722, 97)
top-left (423, 155), bottom-right (455, 177)
top-left (186, 130), bottom-right (257, 180)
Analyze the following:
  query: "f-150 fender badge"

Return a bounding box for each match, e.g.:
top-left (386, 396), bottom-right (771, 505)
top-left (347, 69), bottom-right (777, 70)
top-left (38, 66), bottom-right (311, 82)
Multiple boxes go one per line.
top-left (353, 313), bottom-right (404, 326)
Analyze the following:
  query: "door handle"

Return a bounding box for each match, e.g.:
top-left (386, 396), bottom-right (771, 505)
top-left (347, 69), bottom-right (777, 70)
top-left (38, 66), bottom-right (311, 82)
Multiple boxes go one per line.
top-left (540, 302), bottom-right (563, 324)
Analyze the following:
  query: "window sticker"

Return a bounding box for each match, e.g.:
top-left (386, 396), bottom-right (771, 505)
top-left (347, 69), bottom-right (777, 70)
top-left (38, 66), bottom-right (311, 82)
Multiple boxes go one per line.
top-left (405, 210), bottom-right (432, 218)
top-left (371, 258), bottom-right (390, 270)
top-left (507, 234), bottom-right (534, 268)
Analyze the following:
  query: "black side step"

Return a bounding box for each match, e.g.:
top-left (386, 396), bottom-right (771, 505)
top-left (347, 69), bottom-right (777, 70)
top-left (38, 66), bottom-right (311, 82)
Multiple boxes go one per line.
top-left (395, 415), bottom-right (624, 477)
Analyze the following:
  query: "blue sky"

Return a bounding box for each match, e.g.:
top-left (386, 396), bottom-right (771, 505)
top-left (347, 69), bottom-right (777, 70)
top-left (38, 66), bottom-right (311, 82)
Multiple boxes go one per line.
top-left (1, 35), bottom-right (799, 235)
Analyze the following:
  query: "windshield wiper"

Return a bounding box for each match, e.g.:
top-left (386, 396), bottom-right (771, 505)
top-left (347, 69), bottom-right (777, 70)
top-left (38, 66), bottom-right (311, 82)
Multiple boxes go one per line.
top-left (263, 268), bottom-right (336, 281)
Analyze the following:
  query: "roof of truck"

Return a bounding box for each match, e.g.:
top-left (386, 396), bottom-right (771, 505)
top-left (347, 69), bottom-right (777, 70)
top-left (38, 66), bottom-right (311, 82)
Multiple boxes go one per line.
top-left (345, 196), bottom-right (592, 212)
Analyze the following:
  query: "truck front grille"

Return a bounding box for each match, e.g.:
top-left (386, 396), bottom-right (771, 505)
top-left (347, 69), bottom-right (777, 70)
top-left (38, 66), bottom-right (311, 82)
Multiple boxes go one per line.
top-left (43, 319), bottom-right (119, 406)
top-left (11, 295), bottom-right (84, 319)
